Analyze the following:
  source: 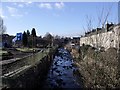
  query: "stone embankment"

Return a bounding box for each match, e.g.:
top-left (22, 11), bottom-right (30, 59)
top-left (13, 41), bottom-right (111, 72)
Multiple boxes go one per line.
top-left (1, 46), bottom-right (57, 89)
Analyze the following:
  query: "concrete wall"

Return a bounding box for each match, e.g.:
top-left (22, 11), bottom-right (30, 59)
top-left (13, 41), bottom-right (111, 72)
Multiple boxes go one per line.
top-left (80, 25), bottom-right (120, 50)
top-left (1, 47), bottom-right (57, 88)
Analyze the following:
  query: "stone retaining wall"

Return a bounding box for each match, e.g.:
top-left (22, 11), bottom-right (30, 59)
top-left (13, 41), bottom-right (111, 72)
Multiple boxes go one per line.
top-left (1, 47), bottom-right (57, 89)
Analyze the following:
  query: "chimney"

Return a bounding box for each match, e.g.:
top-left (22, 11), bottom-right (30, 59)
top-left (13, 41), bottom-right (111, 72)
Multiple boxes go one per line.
top-left (105, 21), bottom-right (109, 31)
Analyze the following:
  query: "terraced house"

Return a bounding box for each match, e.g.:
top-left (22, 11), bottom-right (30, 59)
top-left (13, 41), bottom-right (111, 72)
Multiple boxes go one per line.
top-left (80, 23), bottom-right (120, 50)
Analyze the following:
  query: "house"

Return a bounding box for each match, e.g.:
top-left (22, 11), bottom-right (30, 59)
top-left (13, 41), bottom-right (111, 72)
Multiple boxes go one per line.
top-left (71, 37), bottom-right (80, 45)
top-left (1, 34), bottom-right (15, 48)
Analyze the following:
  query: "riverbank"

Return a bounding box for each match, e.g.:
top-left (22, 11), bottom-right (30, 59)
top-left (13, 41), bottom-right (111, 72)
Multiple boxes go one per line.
top-left (68, 45), bottom-right (120, 88)
top-left (1, 46), bottom-right (57, 89)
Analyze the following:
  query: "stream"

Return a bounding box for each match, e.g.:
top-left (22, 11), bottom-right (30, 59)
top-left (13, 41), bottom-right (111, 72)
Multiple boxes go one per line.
top-left (42, 48), bottom-right (82, 88)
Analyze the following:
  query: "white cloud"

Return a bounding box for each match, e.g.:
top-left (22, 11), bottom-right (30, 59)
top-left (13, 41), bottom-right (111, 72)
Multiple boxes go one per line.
top-left (28, 1), bottom-right (32, 4)
top-left (18, 4), bottom-right (24, 8)
top-left (38, 2), bottom-right (65, 10)
top-left (25, 1), bottom-right (33, 6)
top-left (38, 3), bottom-right (52, 9)
top-left (13, 2), bottom-right (33, 7)
top-left (7, 6), bottom-right (23, 17)
top-left (55, 2), bottom-right (64, 9)
top-left (7, 6), bottom-right (18, 14)
top-left (11, 14), bottom-right (23, 17)
top-left (1, 14), bottom-right (8, 19)
top-left (0, 8), bottom-right (7, 19)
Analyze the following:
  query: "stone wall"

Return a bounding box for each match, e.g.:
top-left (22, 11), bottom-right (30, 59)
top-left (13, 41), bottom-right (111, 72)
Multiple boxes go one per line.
top-left (80, 25), bottom-right (120, 50)
top-left (2, 49), bottom-right (49, 75)
top-left (1, 47), bottom-right (57, 89)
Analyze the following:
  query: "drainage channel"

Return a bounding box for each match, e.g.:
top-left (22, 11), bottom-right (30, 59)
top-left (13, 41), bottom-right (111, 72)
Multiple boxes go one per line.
top-left (42, 48), bottom-right (82, 89)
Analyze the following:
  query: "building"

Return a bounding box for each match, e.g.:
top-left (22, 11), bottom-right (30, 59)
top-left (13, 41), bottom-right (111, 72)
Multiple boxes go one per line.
top-left (71, 37), bottom-right (80, 45)
top-left (1, 34), bottom-right (15, 48)
top-left (80, 23), bottom-right (120, 50)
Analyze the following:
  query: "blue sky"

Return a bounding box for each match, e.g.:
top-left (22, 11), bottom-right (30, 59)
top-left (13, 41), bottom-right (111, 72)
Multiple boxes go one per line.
top-left (1, 2), bottom-right (118, 37)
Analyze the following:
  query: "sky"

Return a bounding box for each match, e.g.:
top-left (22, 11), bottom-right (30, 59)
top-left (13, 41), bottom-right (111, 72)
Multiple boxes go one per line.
top-left (0, 1), bottom-right (118, 37)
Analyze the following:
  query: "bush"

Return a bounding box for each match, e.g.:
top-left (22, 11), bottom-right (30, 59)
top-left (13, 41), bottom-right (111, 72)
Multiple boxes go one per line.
top-left (75, 47), bottom-right (120, 88)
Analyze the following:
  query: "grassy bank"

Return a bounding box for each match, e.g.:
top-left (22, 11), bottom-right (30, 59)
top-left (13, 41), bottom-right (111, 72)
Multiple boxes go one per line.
top-left (71, 45), bottom-right (120, 88)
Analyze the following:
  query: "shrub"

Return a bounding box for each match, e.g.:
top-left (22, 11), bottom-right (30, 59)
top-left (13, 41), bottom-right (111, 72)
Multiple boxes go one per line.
top-left (75, 47), bottom-right (120, 88)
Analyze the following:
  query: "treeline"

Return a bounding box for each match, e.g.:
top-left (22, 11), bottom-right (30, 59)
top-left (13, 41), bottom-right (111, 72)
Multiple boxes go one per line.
top-left (22, 28), bottom-right (71, 48)
top-left (22, 28), bottom-right (37, 47)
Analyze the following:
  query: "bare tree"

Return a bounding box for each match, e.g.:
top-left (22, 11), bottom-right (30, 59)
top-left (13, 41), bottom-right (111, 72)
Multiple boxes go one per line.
top-left (0, 16), bottom-right (6, 35)
top-left (102, 5), bottom-right (113, 28)
top-left (85, 4), bottom-right (113, 49)
top-left (96, 4), bottom-right (113, 28)
top-left (86, 15), bottom-right (93, 32)
top-left (97, 4), bottom-right (113, 49)
top-left (97, 7), bottom-right (104, 28)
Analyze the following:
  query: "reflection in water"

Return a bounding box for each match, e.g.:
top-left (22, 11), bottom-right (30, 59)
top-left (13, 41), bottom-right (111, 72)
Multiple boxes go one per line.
top-left (43, 48), bottom-right (82, 88)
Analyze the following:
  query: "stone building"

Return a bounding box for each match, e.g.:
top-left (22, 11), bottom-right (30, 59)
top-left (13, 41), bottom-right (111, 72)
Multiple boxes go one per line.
top-left (71, 37), bottom-right (80, 45)
top-left (80, 23), bottom-right (120, 50)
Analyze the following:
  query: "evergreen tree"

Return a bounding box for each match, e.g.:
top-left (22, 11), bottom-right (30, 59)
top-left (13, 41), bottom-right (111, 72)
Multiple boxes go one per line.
top-left (31, 28), bottom-right (36, 37)
top-left (22, 31), bottom-right (28, 47)
top-left (27, 30), bottom-right (30, 36)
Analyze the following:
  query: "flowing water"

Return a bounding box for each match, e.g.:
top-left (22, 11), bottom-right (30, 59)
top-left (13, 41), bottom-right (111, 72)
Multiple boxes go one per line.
top-left (42, 48), bottom-right (82, 88)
